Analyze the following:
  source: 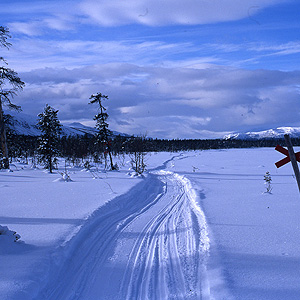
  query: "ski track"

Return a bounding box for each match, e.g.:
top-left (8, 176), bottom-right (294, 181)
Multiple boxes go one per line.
top-left (35, 162), bottom-right (210, 300)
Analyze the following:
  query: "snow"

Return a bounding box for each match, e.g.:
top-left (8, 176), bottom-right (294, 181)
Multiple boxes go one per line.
top-left (167, 148), bottom-right (300, 299)
top-left (4, 110), bottom-right (127, 137)
top-left (1, 148), bottom-right (300, 299)
top-left (0, 225), bottom-right (21, 251)
top-left (0, 161), bottom-right (143, 300)
top-left (224, 127), bottom-right (300, 139)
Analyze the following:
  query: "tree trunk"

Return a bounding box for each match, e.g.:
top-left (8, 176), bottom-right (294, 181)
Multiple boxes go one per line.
top-left (99, 101), bottom-right (115, 170)
top-left (0, 99), bottom-right (9, 169)
top-left (49, 153), bottom-right (52, 173)
top-left (108, 150), bottom-right (115, 170)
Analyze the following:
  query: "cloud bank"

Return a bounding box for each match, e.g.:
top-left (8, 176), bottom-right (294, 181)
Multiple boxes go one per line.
top-left (15, 62), bottom-right (300, 139)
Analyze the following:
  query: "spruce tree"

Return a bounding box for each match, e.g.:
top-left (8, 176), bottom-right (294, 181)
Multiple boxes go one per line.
top-left (264, 171), bottom-right (272, 194)
top-left (37, 104), bottom-right (62, 173)
top-left (89, 92), bottom-right (116, 170)
top-left (0, 26), bottom-right (24, 169)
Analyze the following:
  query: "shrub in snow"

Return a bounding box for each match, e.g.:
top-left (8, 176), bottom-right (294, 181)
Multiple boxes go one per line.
top-left (0, 157), bottom-right (8, 169)
top-left (0, 225), bottom-right (21, 242)
top-left (118, 153), bottom-right (126, 167)
top-left (130, 152), bottom-right (146, 175)
top-left (264, 171), bottom-right (272, 194)
top-left (129, 135), bottom-right (147, 176)
top-left (70, 157), bottom-right (81, 167)
top-left (192, 166), bottom-right (199, 172)
top-left (58, 170), bottom-right (72, 182)
top-left (128, 171), bottom-right (145, 178)
top-left (83, 160), bottom-right (92, 170)
top-left (112, 163), bottom-right (119, 171)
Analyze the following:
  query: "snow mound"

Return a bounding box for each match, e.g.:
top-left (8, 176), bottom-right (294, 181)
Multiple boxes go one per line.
top-left (0, 225), bottom-right (21, 242)
top-left (53, 172), bottom-right (73, 182)
top-left (0, 225), bottom-right (22, 253)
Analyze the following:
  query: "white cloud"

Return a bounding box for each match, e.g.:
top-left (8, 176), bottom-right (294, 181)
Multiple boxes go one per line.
top-left (44, 16), bottom-right (75, 31)
top-left (9, 17), bottom-right (75, 37)
top-left (79, 0), bottom-right (286, 26)
top-left (202, 41), bottom-right (300, 64)
top-left (253, 41), bottom-right (300, 56)
top-left (7, 1), bottom-right (79, 37)
top-left (9, 22), bottom-right (43, 36)
top-left (5, 37), bottom-right (205, 73)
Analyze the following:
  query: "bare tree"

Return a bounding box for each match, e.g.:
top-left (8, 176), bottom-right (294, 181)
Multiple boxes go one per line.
top-left (0, 26), bottom-right (24, 169)
top-left (130, 134), bottom-right (147, 176)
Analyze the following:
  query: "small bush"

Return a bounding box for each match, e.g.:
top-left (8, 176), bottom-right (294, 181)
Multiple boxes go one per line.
top-left (264, 171), bottom-right (272, 194)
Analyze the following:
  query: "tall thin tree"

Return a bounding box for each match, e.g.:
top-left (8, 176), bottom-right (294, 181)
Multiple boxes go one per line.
top-left (0, 26), bottom-right (25, 168)
top-left (89, 92), bottom-right (116, 170)
top-left (37, 104), bottom-right (62, 173)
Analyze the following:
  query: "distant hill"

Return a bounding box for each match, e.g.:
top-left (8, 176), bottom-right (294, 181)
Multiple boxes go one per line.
top-left (224, 127), bottom-right (300, 140)
top-left (4, 111), bottom-right (128, 137)
top-left (6, 110), bottom-right (299, 141)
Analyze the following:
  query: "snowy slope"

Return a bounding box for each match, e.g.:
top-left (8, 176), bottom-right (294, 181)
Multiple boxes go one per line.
top-left (4, 110), bottom-right (127, 137)
top-left (224, 127), bottom-right (300, 140)
top-left (4, 110), bottom-right (41, 136)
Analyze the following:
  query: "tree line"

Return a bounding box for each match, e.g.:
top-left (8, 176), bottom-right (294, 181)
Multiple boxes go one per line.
top-left (4, 127), bottom-right (298, 160)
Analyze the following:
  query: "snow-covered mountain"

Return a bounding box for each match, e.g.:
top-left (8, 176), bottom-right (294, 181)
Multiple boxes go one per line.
top-left (224, 127), bottom-right (300, 140)
top-left (4, 111), bottom-right (127, 137)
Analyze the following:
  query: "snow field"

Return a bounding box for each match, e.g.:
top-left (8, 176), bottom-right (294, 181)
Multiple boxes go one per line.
top-left (0, 160), bottom-right (144, 300)
top-left (168, 148), bottom-right (300, 300)
top-left (1, 148), bottom-right (300, 299)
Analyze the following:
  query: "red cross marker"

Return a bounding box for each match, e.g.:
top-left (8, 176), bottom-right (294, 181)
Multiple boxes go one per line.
top-left (276, 135), bottom-right (300, 194)
top-left (275, 145), bottom-right (300, 168)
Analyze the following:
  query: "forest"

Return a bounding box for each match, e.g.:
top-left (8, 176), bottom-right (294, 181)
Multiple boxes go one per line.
top-left (5, 129), bottom-right (299, 162)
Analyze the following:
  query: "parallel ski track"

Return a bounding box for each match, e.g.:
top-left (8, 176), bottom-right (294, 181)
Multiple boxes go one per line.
top-left (121, 171), bottom-right (210, 300)
top-left (36, 173), bottom-right (164, 300)
top-left (36, 169), bottom-right (210, 300)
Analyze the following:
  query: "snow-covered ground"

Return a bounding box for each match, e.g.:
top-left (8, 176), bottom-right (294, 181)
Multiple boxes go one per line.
top-left (1, 148), bottom-right (300, 299)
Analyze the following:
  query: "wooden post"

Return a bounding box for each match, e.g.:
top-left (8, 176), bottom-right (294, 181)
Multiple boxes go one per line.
top-left (284, 134), bottom-right (300, 193)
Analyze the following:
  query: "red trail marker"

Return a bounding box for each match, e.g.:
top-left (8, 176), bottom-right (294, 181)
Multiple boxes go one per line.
top-left (275, 144), bottom-right (300, 168)
top-left (275, 134), bottom-right (300, 194)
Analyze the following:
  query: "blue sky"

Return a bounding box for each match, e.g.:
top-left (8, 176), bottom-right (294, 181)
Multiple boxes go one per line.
top-left (1, 0), bottom-right (300, 138)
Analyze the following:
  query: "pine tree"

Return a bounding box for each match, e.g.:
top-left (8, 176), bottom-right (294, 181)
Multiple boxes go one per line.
top-left (89, 92), bottom-right (116, 170)
top-left (37, 104), bottom-right (62, 173)
top-left (0, 26), bottom-right (25, 169)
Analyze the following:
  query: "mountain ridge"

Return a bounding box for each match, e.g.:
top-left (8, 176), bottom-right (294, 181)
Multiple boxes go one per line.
top-left (224, 127), bottom-right (300, 140)
top-left (4, 110), bottom-right (300, 140)
top-left (4, 110), bottom-right (128, 137)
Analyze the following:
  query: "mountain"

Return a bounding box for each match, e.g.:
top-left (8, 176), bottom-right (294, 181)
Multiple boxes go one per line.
top-left (4, 111), bottom-right (128, 137)
top-left (224, 127), bottom-right (300, 140)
